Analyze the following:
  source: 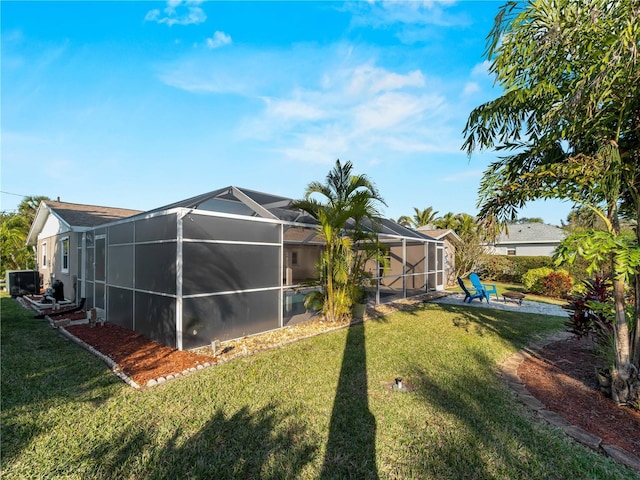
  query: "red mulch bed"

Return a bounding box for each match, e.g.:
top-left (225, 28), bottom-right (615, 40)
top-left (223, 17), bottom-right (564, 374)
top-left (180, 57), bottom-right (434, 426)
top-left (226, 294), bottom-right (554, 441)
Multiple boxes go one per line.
top-left (519, 336), bottom-right (640, 457)
top-left (65, 323), bottom-right (216, 386)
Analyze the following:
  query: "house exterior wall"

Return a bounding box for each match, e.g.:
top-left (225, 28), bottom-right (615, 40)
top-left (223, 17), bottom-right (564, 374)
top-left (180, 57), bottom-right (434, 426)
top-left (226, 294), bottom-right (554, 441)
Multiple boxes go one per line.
top-left (35, 214), bottom-right (79, 298)
top-left (489, 243), bottom-right (558, 257)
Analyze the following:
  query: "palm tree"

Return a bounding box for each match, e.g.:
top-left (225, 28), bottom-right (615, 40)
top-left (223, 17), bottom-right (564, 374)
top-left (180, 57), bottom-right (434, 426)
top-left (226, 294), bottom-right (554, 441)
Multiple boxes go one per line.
top-left (433, 212), bottom-right (457, 230)
top-left (396, 216), bottom-right (413, 227)
top-left (395, 207), bottom-right (439, 229)
top-left (411, 207), bottom-right (439, 228)
top-left (18, 195), bottom-right (49, 221)
top-left (0, 214), bottom-right (32, 272)
top-left (292, 160), bottom-right (386, 322)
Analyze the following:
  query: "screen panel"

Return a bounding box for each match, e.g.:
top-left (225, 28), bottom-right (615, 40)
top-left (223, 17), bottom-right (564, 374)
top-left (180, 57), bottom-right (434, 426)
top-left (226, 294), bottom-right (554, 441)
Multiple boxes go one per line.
top-left (107, 286), bottom-right (134, 330)
top-left (76, 246), bottom-right (82, 281)
top-left (182, 290), bottom-right (279, 349)
top-left (95, 238), bottom-right (106, 282)
top-left (94, 282), bottom-right (105, 309)
top-left (135, 243), bottom-right (176, 294)
top-left (377, 280), bottom-right (404, 303)
top-left (406, 242), bottom-right (425, 275)
top-left (108, 222), bottom-right (134, 245)
top-left (107, 245), bottom-right (134, 288)
top-left (85, 248), bottom-right (94, 281)
top-left (406, 274), bottom-right (427, 295)
top-left (135, 291), bottom-right (177, 347)
top-left (135, 214), bottom-right (177, 242)
top-left (388, 244), bottom-right (404, 276)
top-left (283, 287), bottom-right (318, 326)
top-left (85, 281), bottom-right (94, 308)
top-left (427, 272), bottom-right (437, 291)
top-left (184, 214), bottom-right (280, 243)
top-left (182, 243), bottom-right (280, 295)
top-left (428, 243), bottom-right (436, 271)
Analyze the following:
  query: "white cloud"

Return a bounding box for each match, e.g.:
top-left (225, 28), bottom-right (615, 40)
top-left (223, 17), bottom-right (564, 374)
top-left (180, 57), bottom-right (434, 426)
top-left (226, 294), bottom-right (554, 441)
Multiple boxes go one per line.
top-left (263, 97), bottom-right (326, 121)
top-left (441, 169), bottom-right (484, 182)
top-left (347, 65), bottom-right (425, 95)
top-left (462, 81), bottom-right (480, 96)
top-left (145, 1), bottom-right (206, 26)
top-left (471, 60), bottom-right (491, 77)
top-left (348, 0), bottom-right (468, 31)
top-left (241, 59), bottom-right (460, 161)
top-left (158, 44), bottom-right (470, 164)
top-left (206, 31), bottom-right (232, 49)
top-left (353, 92), bottom-right (436, 133)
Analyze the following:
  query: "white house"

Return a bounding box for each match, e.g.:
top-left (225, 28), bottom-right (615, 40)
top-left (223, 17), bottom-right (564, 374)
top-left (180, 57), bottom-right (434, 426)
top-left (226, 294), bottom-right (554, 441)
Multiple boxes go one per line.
top-left (486, 223), bottom-right (566, 257)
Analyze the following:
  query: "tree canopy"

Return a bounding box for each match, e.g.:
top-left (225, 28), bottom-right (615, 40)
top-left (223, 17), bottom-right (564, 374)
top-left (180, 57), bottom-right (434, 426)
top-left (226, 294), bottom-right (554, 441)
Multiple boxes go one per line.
top-left (463, 0), bottom-right (640, 407)
top-left (1, 196), bottom-right (49, 275)
top-left (464, 0), bottom-right (639, 226)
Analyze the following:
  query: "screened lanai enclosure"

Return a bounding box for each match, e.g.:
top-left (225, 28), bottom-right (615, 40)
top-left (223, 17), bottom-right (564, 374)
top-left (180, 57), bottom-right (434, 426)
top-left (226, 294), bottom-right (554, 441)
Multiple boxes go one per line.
top-left (75, 187), bottom-right (445, 350)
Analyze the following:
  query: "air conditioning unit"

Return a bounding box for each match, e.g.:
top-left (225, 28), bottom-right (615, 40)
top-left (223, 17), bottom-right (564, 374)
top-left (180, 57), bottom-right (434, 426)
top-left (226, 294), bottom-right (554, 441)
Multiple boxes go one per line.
top-left (6, 270), bottom-right (41, 297)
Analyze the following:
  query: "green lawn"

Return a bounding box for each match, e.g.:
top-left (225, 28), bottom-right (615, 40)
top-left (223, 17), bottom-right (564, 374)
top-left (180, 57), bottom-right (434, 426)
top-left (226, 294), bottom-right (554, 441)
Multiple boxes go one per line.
top-left (1, 296), bottom-right (634, 479)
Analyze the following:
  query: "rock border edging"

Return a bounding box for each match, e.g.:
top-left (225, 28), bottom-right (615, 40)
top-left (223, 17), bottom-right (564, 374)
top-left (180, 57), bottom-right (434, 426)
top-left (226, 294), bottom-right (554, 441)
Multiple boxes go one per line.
top-left (500, 331), bottom-right (640, 473)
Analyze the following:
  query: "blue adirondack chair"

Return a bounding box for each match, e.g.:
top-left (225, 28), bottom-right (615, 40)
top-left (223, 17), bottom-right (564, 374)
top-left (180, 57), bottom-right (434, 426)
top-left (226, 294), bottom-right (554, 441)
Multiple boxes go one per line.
top-left (457, 277), bottom-right (485, 303)
top-left (469, 273), bottom-right (499, 303)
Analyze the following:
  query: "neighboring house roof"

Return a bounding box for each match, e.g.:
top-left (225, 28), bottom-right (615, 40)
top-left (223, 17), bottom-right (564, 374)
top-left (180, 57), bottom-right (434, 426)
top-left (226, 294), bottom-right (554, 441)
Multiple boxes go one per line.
top-left (26, 200), bottom-right (141, 245)
top-left (416, 228), bottom-right (462, 244)
top-left (492, 223), bottom-right (566, 245)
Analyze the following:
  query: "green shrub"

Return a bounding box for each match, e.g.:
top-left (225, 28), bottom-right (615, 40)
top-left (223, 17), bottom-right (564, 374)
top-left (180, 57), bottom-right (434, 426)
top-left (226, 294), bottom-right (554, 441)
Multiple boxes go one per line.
top-left (478, 255), bottom-right (513, 281)
top-left (478, 255), bottom-right (555, 283)
top-left (541, 270), bottom-right (573, 298)
top-left (511, 256), bottom-right (555, 277)
top-left (522, 267), bottom-right (554, 293)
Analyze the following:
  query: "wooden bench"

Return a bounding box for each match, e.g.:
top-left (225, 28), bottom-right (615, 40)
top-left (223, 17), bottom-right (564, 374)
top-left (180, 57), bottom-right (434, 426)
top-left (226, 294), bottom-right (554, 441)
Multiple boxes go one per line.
top-left (502, 291), bottom-right (526, 305)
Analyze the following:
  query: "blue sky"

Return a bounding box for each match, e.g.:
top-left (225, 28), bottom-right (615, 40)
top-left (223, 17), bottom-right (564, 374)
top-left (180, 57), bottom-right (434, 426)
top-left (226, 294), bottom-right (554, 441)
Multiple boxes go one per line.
top-left (1, 0), bottom-right (571, 225)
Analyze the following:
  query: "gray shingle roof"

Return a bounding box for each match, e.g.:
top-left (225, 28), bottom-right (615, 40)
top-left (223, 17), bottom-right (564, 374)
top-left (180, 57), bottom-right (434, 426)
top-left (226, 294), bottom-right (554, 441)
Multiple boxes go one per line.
top-left (46, 201), bottom-right (142, 227)
top-left (495, 223), bottom-right (566, 244)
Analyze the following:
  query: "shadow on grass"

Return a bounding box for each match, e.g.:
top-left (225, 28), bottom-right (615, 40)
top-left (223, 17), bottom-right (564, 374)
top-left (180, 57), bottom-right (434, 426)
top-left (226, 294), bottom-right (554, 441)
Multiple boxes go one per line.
top-left (79, 403), bottom-right (318, 479)
top-left (406, 348), bottom-right (634, 479)
top-left (429, 302), bottom-right (563, 351)
top-left (321, 322), bottom-right (378, 479)
top-left (1, 298), bottom-right (119, 465)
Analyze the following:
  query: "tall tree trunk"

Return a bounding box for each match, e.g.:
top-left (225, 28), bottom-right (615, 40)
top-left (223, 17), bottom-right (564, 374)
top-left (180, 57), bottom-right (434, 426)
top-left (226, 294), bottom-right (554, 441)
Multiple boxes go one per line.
top-left (633, 201), bottom-right (640, 367)
top-left (611, 274), bottom-right (640, 407)
top-left (609, 204), bottom-right (640, 407)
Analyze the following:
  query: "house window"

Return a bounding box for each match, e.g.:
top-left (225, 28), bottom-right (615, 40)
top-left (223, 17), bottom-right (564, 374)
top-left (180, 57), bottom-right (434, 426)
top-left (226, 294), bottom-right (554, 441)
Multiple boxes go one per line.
top-left (291, 251), bottom-right (298, 266)
top-left (42, 242), bottom-right (47, 269)
top-left (506, 247), bottom-right (516, 256)
top-left (61, 237), bottom-right (70, 273)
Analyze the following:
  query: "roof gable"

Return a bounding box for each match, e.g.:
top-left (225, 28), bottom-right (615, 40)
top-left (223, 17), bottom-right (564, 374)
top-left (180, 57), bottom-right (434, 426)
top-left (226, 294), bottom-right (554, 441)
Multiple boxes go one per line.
top-left (27, 200), bottom-right (141, 245)
top-left (416, 228), bottom-right (462, 243)
top-left (44, 201), bottom-right (142, 227)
